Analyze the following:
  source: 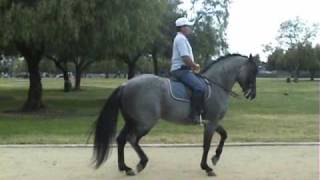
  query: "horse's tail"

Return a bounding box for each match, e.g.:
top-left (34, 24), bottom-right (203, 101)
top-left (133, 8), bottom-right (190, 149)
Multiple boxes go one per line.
top-left (93, 86), bottom-right (123, 169)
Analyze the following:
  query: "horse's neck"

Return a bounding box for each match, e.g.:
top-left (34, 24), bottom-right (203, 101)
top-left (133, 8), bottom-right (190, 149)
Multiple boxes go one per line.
top-left (203, 58), bottom-right (246, 91)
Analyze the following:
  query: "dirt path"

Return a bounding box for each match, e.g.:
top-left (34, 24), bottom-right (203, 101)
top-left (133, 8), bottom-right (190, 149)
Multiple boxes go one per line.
top-left (0, 145), bottom-right (319, 180)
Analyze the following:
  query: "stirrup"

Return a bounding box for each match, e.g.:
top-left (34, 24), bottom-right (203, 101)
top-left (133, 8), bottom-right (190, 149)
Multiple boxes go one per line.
top-left (199, 115), bottom-right (209, 126)
top-left (199, 115), bottom-right (203, 126)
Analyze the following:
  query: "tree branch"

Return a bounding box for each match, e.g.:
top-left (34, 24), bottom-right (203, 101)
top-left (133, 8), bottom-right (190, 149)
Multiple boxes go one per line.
top-left (46, 55), bottom-right (66, 73)
top-left (81, 59), bottom-right (95, 71)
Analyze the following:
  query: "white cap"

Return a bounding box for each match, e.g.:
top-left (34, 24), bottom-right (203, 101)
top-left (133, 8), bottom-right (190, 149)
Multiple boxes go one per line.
top-left (175, 17), bottom-right (193, 27)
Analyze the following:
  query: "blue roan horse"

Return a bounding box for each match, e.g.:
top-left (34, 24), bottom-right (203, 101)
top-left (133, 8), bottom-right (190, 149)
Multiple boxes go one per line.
top-left (92, 54), bottom-right (258, 176)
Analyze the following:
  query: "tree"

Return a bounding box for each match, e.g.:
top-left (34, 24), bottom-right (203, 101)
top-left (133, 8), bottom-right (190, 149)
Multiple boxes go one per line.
top-left (0, 0), bottom-right (57, 111)
top-left (108, 0), bottom-right (167, 79)
top-left (39, 58), bottom-right (57, 74)
top-left (12, 57), bottom-right (27, 75)
top-left (276, 17), bottom-right (319, 81)
top-left (149, 0), bottom-right (182, 75)
top-left (68, 0), bottom-right (107, 90)
top-left (0, 0), bottom-right (115, 109)
top-left (313, 44), bottom-right (320, 80)
top-left (46, 0), bottom-right (112, 90)
top-left (277, 17), bottom-right (318, 49)
top-left (46, 56), bottom-right (73, 92)
top-left (191, 16), bottom-right (219, 65)
top-left (44, 0), bottom-right (76, 92)
top-left (252, 54), bottom-right (262, 66)
top-left (266, 48), bottom-right (284, 70)
top-left (0, 55), bottom-right (14, 75)
top-left (190, 0), bottom-right (231, 65)
top-left (304, 44), bottom-right (319, 81)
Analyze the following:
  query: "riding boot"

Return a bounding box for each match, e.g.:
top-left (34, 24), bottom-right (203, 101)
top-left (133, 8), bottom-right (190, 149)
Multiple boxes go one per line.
top-left (188, 94), bottom-right (204, 124)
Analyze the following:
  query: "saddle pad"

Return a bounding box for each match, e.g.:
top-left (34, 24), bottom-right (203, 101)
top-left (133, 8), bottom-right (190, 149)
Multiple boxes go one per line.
top-left (167, 78), bottom-right (211, 103)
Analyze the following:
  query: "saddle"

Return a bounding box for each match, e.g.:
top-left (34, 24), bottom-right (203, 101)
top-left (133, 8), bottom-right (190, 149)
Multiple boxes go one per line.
top-left (167, 76), bottom-right (211, 103)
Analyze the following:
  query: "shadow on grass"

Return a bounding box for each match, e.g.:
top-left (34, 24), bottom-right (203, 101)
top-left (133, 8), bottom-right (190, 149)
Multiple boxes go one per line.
top-left (0, 87), bottom-right (116, 118)
top-left (0, 95), bottom-right (14, 101)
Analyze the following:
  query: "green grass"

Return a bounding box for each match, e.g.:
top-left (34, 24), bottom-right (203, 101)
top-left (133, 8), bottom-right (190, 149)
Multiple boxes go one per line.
top-left (0, 78), bottom-right (318, 144)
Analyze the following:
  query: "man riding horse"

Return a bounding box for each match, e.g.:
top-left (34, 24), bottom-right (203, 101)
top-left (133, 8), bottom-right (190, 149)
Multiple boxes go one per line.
top-left (170, 17), bottom-right (205, 124)
top-left (92, 17), bottom-right (258, 177)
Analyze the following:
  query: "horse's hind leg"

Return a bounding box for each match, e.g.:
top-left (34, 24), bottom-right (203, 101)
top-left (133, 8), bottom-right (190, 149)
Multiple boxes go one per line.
top-left (212, 125), bottom-right (227, 166)
top-left (116, 124), bottom-right (135, 176)
top-left (127, 128), bottom-right (149, 173)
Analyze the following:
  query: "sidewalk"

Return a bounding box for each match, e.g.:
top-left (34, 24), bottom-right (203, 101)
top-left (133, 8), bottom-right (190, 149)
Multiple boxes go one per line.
top-left (0, 145), bottom-right (318, 180)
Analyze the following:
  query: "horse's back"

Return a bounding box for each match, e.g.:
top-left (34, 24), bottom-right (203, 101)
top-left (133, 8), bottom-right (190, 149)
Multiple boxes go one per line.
top-left (122, 74), bottom-right (166, 94)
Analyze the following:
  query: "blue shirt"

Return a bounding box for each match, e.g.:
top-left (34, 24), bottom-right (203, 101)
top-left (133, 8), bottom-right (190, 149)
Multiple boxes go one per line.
top-left (170, 32), bottom-right (194, 71)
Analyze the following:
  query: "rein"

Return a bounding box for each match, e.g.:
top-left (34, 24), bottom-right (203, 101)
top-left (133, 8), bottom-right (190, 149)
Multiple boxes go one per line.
top-left (197, 74), bottom-right (241, 99)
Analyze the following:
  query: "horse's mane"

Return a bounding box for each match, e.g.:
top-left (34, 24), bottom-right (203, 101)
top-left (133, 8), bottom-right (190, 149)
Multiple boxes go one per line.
top-left (201, 53), bottom-right (248, 74)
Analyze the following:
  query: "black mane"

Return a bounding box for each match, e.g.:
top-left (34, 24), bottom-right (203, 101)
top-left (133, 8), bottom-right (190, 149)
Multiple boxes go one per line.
top-left (201, 53), bottom-right (248, 73)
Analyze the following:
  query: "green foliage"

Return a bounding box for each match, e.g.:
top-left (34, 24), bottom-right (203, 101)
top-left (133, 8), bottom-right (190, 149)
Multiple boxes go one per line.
top-left (39, 59), bottom-right (57, 74)
top-left (276, 17), bottom-right (318, 49)
top-left (296, 43), bottom-right (317, 70)
top-left (1, 0), bottom-right (55, 47)
top-left (101, 0), bottom-right (174, 78)
top-left (107, 0), bottom-right (166, 56)
top-left (267, 17), bottom-right (320, 79)
top-left (88, 59), bottom-right (127, 74)
top-left (264, 45), bottom-right (281, 71)
top-left (12, 58), bottom-right (27, 73)
top-left (150, 0), bottom-right (182, 58)
top-left (1, 0), bottom-right (232, 77)
top-left (312, 44), bottom-right (320, 69)
top-left (192, 17), bottom-right (219, 65)
top-left (190, 0), bottom-right (230, 65)
top-left (267, 43), bottom-right (319, 75)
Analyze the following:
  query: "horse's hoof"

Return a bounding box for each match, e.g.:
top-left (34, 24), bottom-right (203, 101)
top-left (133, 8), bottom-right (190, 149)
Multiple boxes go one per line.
top-left (207, 171), bottom-right (217, 177)
top-left (212, 156), bottom-right (220, 166)
top-left (136, 164), bottom-right (145, 173)
top-left (118, 167), bottom-right (126, 172)
top-left (126, 169), bottom-right (136, 176)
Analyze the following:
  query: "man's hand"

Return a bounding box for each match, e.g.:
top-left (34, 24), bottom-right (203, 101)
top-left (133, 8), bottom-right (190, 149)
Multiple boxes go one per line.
top-left (182, 56), bottom-right (201, 73)
top-left (193, 63), bottom-right (200, 73)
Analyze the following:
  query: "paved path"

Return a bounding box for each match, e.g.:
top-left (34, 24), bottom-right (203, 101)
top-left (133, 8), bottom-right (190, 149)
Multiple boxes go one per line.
top-left (0, 145), bottom-right (319, 180)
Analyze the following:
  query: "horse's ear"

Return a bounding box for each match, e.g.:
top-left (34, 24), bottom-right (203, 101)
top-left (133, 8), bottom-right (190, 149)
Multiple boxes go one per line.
top-left (249, 54), bottom-right (253, 61)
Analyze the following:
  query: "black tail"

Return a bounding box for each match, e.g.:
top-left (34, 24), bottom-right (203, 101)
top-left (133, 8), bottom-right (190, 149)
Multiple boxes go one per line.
top-left (93, 86), bottom-right (122, 169)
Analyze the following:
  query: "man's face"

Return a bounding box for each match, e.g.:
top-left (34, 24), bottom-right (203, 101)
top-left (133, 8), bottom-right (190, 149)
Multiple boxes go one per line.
top-left (181, 25), bottom-right (192, 35)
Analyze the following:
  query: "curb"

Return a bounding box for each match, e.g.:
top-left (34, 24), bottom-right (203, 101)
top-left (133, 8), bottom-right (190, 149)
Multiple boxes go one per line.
top-left (0, 142), bottom-right (319, 148)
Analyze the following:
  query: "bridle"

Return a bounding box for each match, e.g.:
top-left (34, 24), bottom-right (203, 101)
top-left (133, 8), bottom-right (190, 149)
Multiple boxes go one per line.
top-left (197, 74), bottom-right (241, 99)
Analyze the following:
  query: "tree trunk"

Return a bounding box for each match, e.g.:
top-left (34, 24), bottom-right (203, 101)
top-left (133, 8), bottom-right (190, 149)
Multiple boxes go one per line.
top-left (117, 53), bottom-right (141, 80)
top-left (63, 72), bottom-right (72, 92)
top-left (61, 61), bottom-right (71, 92)
top-left (49, 56), bottom-right (72, 92)
top-left (16, 42), bottom-right (45, 112)
top-left (23, 57), bottom-right (44, 111)
top-left (309, 70), bottom-right (315, 81)
top-left (127, 62), bottom-right (136, 79)
top-left (293, 66), bottom-right (300, 83)
top-left (152, 50), bottom-right (159, 75)
top-left (204, 54), bottom-right (210, 66)
top-left (104, 72), bottom-right (109, 78)
top-left (74, 64), bottom-right (81, 91)
top-left (71, 57), bottom-right (94, 91)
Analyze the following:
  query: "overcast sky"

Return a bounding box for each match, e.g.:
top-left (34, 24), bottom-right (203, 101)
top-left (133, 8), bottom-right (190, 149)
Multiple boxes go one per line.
top-left (179, 0), bottom-right (320, 61)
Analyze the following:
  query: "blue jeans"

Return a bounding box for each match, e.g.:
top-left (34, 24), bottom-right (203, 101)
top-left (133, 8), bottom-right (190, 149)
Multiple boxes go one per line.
top-left (170, 69), bottom-right (206, 96)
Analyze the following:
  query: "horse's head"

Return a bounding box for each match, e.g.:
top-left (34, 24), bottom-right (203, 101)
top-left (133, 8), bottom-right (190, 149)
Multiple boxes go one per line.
top-left (236, 54), bottom-right (258, 100)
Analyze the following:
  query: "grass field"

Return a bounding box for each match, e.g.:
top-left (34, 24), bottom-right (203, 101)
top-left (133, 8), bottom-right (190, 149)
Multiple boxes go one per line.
top-left (0, 77), bottom-right (318, 144)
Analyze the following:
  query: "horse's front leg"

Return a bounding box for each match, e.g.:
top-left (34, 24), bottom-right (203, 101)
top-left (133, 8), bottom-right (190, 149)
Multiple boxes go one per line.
top-left (200, 122), bottom-right (217, 176)
top-left (212, 125), bottom-right (227, 166)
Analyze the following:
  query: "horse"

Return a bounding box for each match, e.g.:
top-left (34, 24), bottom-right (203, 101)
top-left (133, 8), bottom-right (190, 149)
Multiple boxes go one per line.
top-left (92, 54), bottom-right (258, 176)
